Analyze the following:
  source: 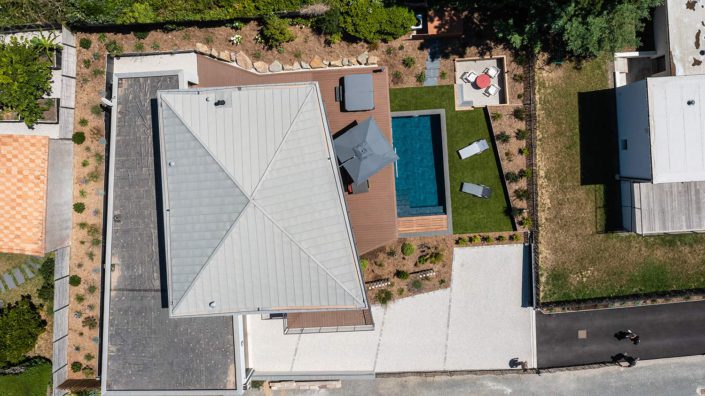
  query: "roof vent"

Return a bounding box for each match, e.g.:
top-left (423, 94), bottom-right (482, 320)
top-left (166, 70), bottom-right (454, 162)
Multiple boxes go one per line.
top-left (214, 99), bottom-right (226, 106)
top-left (168, 161), bottom-right (175, 167)
top-left (688, 99), bottom-right (696, 106)
top-left (208, 301), bottom-right (216, 309)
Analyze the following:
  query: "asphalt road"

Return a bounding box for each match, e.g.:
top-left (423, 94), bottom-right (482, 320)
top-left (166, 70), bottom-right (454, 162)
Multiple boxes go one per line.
top-left (536, 300), bottom-right (705, 368)
top-left (251, 355), bottom-right (705, 396)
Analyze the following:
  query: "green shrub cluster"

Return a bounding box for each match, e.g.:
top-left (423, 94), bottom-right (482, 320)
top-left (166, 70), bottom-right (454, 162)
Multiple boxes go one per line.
top-left (394, 270), bottom-right (409, 280)
top-left (375, 288), bottom-right (393, 305)
top-left (0, 296), bottom-right (47, 367)
top-left (401, 242), bottom-right (414, 256)
top-left (36, 257), bottom-right (55, 307)
top-left (69, 274), bottom-right (82, 286)
top-left (261, 15), bottom-right (295, 48)
top-left (339, 0), bottom-right (416, 43)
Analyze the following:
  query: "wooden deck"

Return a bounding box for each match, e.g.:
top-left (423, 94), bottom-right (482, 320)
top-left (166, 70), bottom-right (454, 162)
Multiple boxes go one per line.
top-left (397, 215), bottom-right (449, 234)
top-left (196, 56), bottom-right (398, 254)
top-left (285, 309), bottom-right (373, 330)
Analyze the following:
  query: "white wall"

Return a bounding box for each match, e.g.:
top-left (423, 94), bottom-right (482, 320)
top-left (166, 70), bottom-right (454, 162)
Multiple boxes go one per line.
top-left (616, 80), bottom-right (652, 180)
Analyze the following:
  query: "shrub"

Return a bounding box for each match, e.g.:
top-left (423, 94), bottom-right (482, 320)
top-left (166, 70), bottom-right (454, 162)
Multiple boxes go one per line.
top-left (402, 56), bottom-right (415, 68)
top-left (72, 132), bottom-right (86, 145)
top-left (429, 251), bottom-right (443, 264)
top-left (509, 233), bottom-right (521, 241)
top-left (87, 284), bottom-right (97, 294)
top-left (518, 168), bottom-right (532, 179)
top-left (87, 170), bottom-right (100, 182)
top-left (0, 296), bottom-right (47, 366)
top-left (90, 104), bottom-right (102, 116)
top-left (481, 235), bottom-right (492, 243)
top-left (367, 41), bottom-right (380, 51)
top-left (401, 242), bottom-right (414, 256)
top-left (97, 33), bottom-right (107, 44)
top-left (105, 40), bottom-right (124, 56)
top-left (73, 202), bottom-right (86, 213)
top-left (69, 275), bottom-right (81, 286)
top-left (470, 235), bottom-right (481, 244)
top-left (375, 289), bottom-right (393, 305)
top-left (84, 353), bottom-right (94, 362)
top-left (79, 38), bottom-right (92, 50)
top-left (512, 73), bottom-right (524, 82)
top-left (411, 279), bottom-right (422, 290)
top-left (133, 42), bottom-right (145, 52)
top-left (253, 50), bottom-right (262, 60)
top-left (133, 31), bottom-right (150, 40)
top-left (91, 238), bottom-right (101, 247)
top-left (261, 15), bottom-right (295, 48)
top-left (440, 70), bottom-right (447, 80)
top-left (314, 8), bottom-right (342, 36)
top-left (505, 150), bottom-right (515, 162)
top-left (391, 70), bottom-right (403, 84)
top-left (519, 147), bottom-right (530, 156)
top-left (92, 68), bottom-right (104, 77)
top-left (416, 254), bottom-right (428, 265)
top-left (519, 217), bottom-right (532, 228)
top-left (37, 257), bottom-right (55, 303)
top-left (71, 361), bottom-right (83, 373)
top-left (79, 118), bottom-right (88, 127)
top-left (515, 129), bottom-right (528, 140)
top-left (395, 270), bottom-right (409, 280)
top-left (81, 159), bottom-right (89, 167)
top-left (491, 112), bottom-right (502, 121)
top-left (340, 0), bottom-right (416, 43)
top-left (456, 237), bottom-right (468, 246)
top-left (439, 279), bottom-right (446, 286)
top-left (75, 294), bottom-right (85, 304)
top-left (385, 47), bottom-right (394, 55)
top-left (397, 287), bottom-right (405, 296)
top-left (82, 316), bottom-right (98, 330)
top-left (92, 51), bottom-right (100, 60)
top-left (359, 258), bottom-right (369, 272)
top-left (415, 71), bottom-right (426, 84)
top-left (151, 42), bottom-right (160, 51)
top-left (293, 49), bottom-right (302, 60)
top-left (82, 366), bottom-right (95, 378)
top-left (514, 188), bottom-right (530, 201)
top-left (205, 35), bottom-right (214, 45)
top-left (513, 107), bottom-right (525, 121)
top-left (496, 131), bottom-right (510, 143)
top-left (386, 248), bottom-right (397, 257)
top-left (505, 171), bottom-right (520, 183)
top-left (94, 153), bottom-right (104, 164)
top-left (0, 36), bottom-right (53, 127)
top-left (496, 235), bottom-right (506, 242)
top-left (82, 58), bottom-right (91, 69)
top-left (509, 207), bottom-right (525, 217)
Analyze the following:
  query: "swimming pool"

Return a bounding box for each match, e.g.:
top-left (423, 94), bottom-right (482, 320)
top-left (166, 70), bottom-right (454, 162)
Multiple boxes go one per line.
top-left (392, 114), bottom-right (447, 217)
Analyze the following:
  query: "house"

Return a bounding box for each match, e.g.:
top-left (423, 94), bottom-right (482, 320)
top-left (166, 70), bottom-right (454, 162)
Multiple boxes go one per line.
top-left (615, 0), bottom-right (705, 234)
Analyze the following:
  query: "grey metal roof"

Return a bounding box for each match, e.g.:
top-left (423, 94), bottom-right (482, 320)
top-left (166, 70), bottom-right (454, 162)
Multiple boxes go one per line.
top-left (344, 74), bottom-right (374, 111)
top-left (158, 82), bottom-right (367, 317)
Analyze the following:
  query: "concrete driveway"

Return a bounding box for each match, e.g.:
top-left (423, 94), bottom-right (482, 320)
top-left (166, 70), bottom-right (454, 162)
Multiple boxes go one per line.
top-left (247, 244), bottom-right (535, 375)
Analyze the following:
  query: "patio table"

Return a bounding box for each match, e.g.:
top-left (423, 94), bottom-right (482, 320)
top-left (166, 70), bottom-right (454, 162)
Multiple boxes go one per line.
top-left (475, 73), bottom-right (491, 89)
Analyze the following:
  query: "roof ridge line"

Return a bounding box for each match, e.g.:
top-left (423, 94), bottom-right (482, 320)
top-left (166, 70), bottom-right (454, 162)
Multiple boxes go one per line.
top-left (160, 94), bottom-right (251, 199)
top-left (249, 201), bottom-right (365, 307)
top-left (248, 85), bottom-right (314, 198)
top-left (171, 200), bottom-right (254, 313)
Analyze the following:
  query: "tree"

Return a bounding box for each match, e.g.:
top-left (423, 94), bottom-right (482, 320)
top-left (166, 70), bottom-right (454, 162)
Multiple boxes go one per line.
top-left (260, 15), bottom-right (295, 48)
top-left (0, 36), bottom-right (53, 127)
top-left (0, 296), bottom-right (47, 367)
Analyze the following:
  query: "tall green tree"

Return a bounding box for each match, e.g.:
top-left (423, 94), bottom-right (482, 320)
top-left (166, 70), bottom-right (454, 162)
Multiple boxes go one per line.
top-left (0, 296), bottom-right (47, 367)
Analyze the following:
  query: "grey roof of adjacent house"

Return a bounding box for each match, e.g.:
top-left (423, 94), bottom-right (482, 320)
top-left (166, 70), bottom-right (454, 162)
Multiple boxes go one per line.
top-left (158, 82), bottom-right (368, 317)
top-left (623, 180), bottom-right (705, 234)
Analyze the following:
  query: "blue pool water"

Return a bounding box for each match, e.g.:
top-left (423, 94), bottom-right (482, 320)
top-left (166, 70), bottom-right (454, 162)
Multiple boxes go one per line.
top-left (392, 114), bottom-right (446, 217)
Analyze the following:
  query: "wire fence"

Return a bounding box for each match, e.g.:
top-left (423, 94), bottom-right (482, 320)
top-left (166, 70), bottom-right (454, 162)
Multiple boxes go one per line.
top-left (524, 52), bottom-right (541, 309)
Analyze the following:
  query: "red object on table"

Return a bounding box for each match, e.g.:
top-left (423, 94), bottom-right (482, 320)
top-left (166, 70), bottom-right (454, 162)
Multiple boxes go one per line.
top-left (475, 73), bottom-right (491, 89)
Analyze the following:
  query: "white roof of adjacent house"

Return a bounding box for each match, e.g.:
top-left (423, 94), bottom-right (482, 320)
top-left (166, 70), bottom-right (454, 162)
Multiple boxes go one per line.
top-left (666, 0), bottom-right (705, 76)
top-left (157, 83), bottom-right (367, 317)
top-left (647, 76), bottom-right (705, 183)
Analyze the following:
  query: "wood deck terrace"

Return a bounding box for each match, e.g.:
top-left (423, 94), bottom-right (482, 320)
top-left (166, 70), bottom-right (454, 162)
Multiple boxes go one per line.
top-left (195, 56), bottom-right (398, 254)
top-left (285, 308), bottom-right (373, 330)
top-left (397, 215), bottom-right (449, 234)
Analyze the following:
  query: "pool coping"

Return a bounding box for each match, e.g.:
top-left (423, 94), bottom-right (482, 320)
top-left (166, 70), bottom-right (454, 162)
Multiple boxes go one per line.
top-left (392, 109), bottom-right (453, 237)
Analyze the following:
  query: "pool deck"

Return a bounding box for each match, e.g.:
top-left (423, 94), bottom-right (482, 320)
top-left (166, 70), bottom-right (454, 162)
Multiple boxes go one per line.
top-left (392, 109), bottom-right (453, 237)
top-left (196, 56), bottom-right (398, 254)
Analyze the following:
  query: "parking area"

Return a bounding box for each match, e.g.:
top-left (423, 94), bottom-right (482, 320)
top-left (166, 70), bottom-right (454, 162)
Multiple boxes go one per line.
top-left (247, 244), bottom-right (535, 375)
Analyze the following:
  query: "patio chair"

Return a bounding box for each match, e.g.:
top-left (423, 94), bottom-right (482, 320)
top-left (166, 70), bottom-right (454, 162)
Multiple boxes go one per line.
top-left (484, 65), bottom-right (500, 78)
top-left (462, 71), bottom-right (477, 84)
top-left (461, 182), bottom-right (491, 199)
top-left (483, 84), bottom-right (500, 97)
top-left (457, 139), bottom-right (489, 160)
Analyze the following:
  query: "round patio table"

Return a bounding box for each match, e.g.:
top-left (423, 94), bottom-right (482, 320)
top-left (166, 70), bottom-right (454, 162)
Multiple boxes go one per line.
top-left (475, 73), bottom-right (491, 89)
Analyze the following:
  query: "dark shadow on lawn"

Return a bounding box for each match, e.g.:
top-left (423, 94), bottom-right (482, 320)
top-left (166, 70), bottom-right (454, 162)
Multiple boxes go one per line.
top-left (577, 89), bottom-right (622, 232)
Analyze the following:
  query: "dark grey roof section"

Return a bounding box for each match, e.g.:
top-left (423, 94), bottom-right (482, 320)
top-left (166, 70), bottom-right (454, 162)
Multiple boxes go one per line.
top-left (105, 74), bottom-right (236, 392)
top-left (161, 103), bottom-right (249, 306)
top-left (334, 116), bottom-right (398, 184)
top-left (343, 74), bottom-right (374, 111)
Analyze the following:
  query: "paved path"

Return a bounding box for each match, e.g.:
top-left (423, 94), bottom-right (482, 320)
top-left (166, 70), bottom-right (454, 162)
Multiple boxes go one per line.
top-left (536, 300), bottom-right (705, 368)
top-left (424, 40), bottom-right (441, 86)
top-left (254, 355), bottom-right (705, 396)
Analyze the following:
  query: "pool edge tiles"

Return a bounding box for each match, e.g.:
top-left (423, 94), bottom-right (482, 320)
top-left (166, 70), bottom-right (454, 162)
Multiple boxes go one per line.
top-left (391, 109), bottom-right (453, 237)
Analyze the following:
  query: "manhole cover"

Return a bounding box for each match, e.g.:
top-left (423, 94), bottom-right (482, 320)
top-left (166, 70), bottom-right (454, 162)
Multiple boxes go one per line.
top-left (578, 329), bottom-right (587, 339)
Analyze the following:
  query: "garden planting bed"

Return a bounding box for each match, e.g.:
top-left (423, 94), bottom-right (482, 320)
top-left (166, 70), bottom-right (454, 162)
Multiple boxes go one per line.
top-left (488, 105), bottom-right (531, 231)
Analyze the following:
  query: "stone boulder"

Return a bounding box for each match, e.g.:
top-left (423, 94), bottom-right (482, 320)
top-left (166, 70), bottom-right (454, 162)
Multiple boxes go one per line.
top-left (269, 60), bottom-right (283, 72)
top-left (329, 59), bottom-right (343, 67)
top-left (283, 64), bottom-right (294, 71)
top-left (292, 62), bottom-right (301, 70)
top-left (367, 55), bottom-right (379, 65)
top-left (357, 51), bottom-right (369, 65)
top-left (234, 52), bottom-right (253, 69)
top-left (195, 43), bottom-right (209, 54)
top-left (323, 60), bottom-right (330, 66)
top-left (310, 55), bottom-right (325, 69)
top-left (217, 51), bottom-right (231, 62)
top-left (210, 48), bottom-right (219, 58)
top-left (342, 58), bottom-right (350, 66)
top-left (349, 58), bottom-right (359, 65)
top-left (253, 61), bottom-right (269, 73)
top-left (300, 60), bottom-right (311, 69)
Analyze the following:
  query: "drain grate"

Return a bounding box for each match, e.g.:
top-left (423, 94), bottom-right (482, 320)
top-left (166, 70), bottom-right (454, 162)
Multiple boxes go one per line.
top-left (578, 329), bottom-right (587, 339)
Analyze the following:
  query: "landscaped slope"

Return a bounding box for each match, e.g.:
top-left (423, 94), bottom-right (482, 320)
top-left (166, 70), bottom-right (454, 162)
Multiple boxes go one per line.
top-left (390, 85), bottom-right (513, 233)
top-left (536, 56), bottom-right (705, 302)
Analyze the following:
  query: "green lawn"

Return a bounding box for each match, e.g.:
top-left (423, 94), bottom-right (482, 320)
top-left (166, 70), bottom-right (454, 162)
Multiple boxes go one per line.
top-left (390, 85), bottom-right (513, 233)
top-left (0, 361), bottom-right (51, 396)
top-left (537, 56), bottom-right (705, 302)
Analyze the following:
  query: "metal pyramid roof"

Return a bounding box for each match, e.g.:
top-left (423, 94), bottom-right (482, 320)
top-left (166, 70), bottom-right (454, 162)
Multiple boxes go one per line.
top-left (158, 83), bottom-right (367, 317)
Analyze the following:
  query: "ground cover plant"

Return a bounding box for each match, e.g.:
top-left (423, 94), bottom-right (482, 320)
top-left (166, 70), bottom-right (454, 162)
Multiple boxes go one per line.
top-left (536, 56), bottom-right (705, 302)
top-left (390, 85), bottom-right (513, 233)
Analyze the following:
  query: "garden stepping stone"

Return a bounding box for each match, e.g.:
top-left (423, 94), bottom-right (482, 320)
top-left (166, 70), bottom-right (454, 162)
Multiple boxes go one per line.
top-left (2, 273), bottom-right (16, 289)
top-left (12, 268), bottom-right (25, 285)
top-left (29, 260), bottom-right (41, 271)
top-left (22, 264), bottom-right (35, 279)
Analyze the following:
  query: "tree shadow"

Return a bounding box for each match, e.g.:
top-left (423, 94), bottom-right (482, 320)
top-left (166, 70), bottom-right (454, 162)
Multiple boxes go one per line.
top-left (577, 89), bottom-right (622, 232)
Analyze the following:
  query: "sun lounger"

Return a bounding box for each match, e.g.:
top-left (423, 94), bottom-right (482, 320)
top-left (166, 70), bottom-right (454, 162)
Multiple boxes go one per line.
top-left (461, 182), bottom-right (491, 198)
top-left (462, 71), bottom-right (477, 84)
top-left (457, 139), bottom-right (489, 159)
top-left (483, 84), bottom-right (500, 97)
top-left (484, 65), bottom-right (500, 78)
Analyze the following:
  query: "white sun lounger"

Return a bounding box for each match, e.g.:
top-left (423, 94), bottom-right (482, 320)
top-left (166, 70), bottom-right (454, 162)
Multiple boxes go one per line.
top-left (461, 182), bottom-right (491, 198)
top-left (484, 65), bottom-right (500, 78)
top-left (483, 84), bottom-right (500, 97)
top-left (457, 139), bottom-right (489, 159)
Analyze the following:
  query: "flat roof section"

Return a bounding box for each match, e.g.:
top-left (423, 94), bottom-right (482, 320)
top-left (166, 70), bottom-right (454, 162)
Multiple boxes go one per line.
top-left (666, 0), bottom-right (705, 76)
top-left (104, 74), bottom-right (236, 392)
top-left (194, 56), bottom-right (398, 254)
top-left (631, 180), bottom-right (705, 234)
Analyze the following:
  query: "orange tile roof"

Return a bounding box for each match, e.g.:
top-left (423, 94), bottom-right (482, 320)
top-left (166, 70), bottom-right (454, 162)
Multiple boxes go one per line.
top-left (0, 135), bottom-right (48, 256)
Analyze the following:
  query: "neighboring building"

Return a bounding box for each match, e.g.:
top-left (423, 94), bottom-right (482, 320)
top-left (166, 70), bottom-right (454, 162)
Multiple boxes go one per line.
top-left (615, 0), bottom-right (705, 234)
